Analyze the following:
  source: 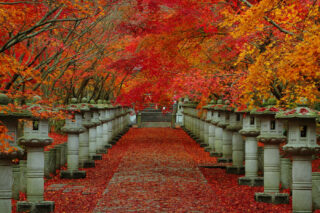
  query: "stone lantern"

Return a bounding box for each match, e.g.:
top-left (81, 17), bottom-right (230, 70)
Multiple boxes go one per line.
top-left (60, 98), bottom-right (86, 179)
top-left (203, 100), bottom-right (215, 153)
top-left (95, 100), bottom-right (107, 154)
top-left (199, 109), bottom-right (207, 146)
top-left (217, 100), bottom-right (233, 163)
top-left (276, 105), bottom-right (320, 212)
top-left (238, 109), bottom-right (263, 186)
top-left (211, 100), bottom-right (225, 157)
top-left (88, 100), bottom-right (102, 160)
top-left (17, 101), bottom-right (55, 212)
top-left (79, 98), bottom-right (95, 168)
top-left (105, 101), bottom-right (114, 147)
top-left (102, 100), bottom-right (112, 150)
top-left (210, 101), bottom-right (222, 157)
top-left (176, 99), bottom-right (184, 126)
top-left (0, 94), bottom-right (26, 213)
top-left (252, 102), bottom-right (289, 204)
top-left (226, 109), bottom-right (244, 174)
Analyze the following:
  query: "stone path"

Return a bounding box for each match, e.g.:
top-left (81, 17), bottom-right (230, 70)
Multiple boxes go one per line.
top-left (93, 128), bottom-right (216, 212)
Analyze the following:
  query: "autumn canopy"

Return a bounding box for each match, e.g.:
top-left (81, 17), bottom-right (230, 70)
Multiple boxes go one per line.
top-left (0, 0), bottom-right (319, 110)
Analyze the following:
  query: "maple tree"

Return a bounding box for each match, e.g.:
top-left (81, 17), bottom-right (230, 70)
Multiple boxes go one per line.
top-left (1, 0), bottom-right (319, 149)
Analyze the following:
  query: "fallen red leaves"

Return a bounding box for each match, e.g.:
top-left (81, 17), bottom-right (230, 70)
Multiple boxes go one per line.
top-left (12, 128), bottom-right (320, 212)
top-left (44, 133), bottom-right (68, 151)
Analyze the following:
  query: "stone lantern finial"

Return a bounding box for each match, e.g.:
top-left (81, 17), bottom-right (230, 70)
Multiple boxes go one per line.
top-left (217, 99), bottom-right (223, 105)
top-left (210, 99), bottom-right (216, 104)
top-left (81, 97), bottom-right (88, 103)
top-left (71, 98), bottom-right (77, 104)
top-left (32, 95), bottom-right (41, 103)
top-left (0, 93), bottom-right (10, 105)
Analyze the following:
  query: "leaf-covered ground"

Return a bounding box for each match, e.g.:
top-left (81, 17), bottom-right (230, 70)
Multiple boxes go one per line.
top-left (14, 128), bottom-right (294, 212)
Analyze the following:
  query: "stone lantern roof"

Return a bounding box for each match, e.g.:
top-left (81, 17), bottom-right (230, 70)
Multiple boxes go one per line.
top-left (0, 147), bottom-right (24, 160)
top-left (182, 101), bottom-right (198, 108)
top-left (0, 93), bottom-right (26, 159)
top-left (275, 105), bottom-right (318, 119)
top-left (202, 99), bottom-right (216, 109)
top-left (65, 98), bottom-right (80, 113)
top-left (79, 97), bottom-right (90, 112)
top-left (106, 100), bottom-right (117, 109)
top-left (88, 100), bottom-right (99, 111)
top-left (0, 93), bottom-right (31, 118)
top-left (97, 99), bottom-right (106, 110)
top-left (251, 99), bottom-right (281, 116)
top-left (234, 105), bottom-right (250, 114)
top-left (214, 100), bottom-right (234, 112)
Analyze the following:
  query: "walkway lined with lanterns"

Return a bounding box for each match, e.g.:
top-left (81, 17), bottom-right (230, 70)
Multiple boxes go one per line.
top-left (41, 128), bottom-right (292, 212)
top-left (0, 93), bottom-right (318, 213)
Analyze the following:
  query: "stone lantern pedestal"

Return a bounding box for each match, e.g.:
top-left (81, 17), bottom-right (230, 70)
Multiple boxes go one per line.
top-left (107, 107), bottom-right (115, 146)
top-left (0, 151), bottom-right (24, 213)
top-left (203, 101), bottom-right (215, 153)
top-left (176, 100), bottom-right (184, 126)
top-left (238, 112), bottom-right (263, 186)
top-left (17, 119), bottom-right (54, 212)
top-left (79, 98), bottom-right (95, 168)
top-left (61, 99), bottom-right (86, 179)
top-left (216, 101), bottom-right (233, 163)
top-left (252, 104), bottom-right (289, 204)
top-left (211, 109), bottom-right (222, 157)
top-left (226, 111), bottom-right (244, 174)
top-left (102, 100), bottom-right (112, 150)
top-left (96, 100), bottom-right (107, 154)
top-left (276, 106), bottom-right (320, 213)
top-left (88, 100), bottom-right (102, 161)
top-left (211, 100), bottom-right (225, 158)
top-left (280, 157), bottom-right (292, 189)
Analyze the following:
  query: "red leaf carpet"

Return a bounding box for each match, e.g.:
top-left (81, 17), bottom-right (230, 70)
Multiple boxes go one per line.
top-left (15, 128), bottom-right (293, 212)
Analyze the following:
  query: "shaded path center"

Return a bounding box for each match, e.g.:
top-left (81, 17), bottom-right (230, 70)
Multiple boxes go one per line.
top-left (94, 128), bottom-right (216, 212)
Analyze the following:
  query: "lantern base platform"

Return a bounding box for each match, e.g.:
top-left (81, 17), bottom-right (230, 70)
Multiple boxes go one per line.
top-left (80, 160), bottom-right (95, 168)
top-left (255, 192), bottom-right (289, 204)
top-left (91, 154), bottom-right (103, 160)
top-left (60, 170), bottom-right (86, 179)
top-left (238, 176), bottom-right (264, 186)
top-left (17, 201), bottom-right (55, 213)
top-left (105, 144), bottom-right (112, 149)
top-left (210, 152), bottom-right (222, 157)
top-left (96, 149), bottom-right (107, 154)
top-left (226, 165), bottom-right (245, 175)
top-left (204, 147), bottom-right (213, 152)
top-left (218, 158), bottom-right (232, 163)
